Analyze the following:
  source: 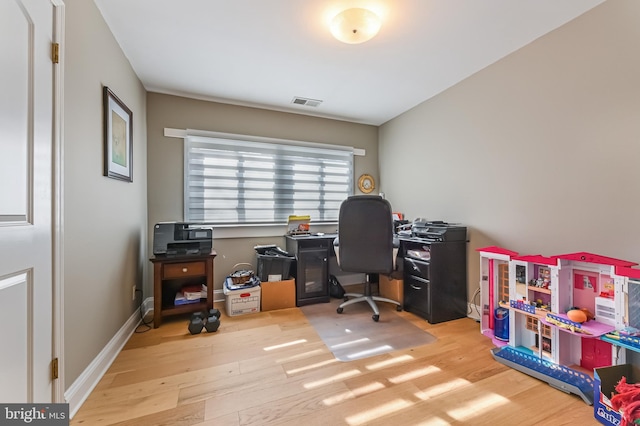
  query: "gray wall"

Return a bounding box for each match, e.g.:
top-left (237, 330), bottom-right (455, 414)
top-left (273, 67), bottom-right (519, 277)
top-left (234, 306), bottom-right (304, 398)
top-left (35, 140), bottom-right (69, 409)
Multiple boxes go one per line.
top-left (146, 93), bottom-right (378, 293)
top-left (379, 0), bottom-right (640, 305)
top-left (64, 0), bottom-right (147, 385)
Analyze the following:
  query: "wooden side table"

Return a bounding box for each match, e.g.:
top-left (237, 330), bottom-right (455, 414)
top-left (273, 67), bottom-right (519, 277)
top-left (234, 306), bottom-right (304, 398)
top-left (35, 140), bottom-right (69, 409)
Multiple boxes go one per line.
top-left (150, 250), bottom-right (216, 328)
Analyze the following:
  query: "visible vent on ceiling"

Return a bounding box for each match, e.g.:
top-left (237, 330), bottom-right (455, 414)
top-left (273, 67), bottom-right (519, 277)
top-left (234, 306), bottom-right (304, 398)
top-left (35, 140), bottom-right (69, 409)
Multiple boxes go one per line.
top-left (291, 96), bottom-right (323, 108)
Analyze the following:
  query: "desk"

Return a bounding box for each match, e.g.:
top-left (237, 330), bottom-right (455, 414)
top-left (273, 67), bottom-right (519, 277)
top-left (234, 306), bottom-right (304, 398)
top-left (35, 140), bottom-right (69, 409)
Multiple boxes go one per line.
top-left (285, 234), bottom-right (337, 306)
top-left (150, 251), bottom-right (216, 328)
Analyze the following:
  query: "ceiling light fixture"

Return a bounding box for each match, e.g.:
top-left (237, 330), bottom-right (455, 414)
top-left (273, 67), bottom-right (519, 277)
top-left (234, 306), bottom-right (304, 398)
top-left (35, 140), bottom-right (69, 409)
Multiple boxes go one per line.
top-left (330, 7), bottom-right (381, 44)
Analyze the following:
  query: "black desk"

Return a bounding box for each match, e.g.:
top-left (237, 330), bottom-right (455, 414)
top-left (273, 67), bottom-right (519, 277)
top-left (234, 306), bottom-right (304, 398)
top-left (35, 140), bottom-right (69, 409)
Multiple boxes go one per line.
top-left (285, 234), bottom-right (337, 306)
top-left (285, 232), bottom-right (467, 321)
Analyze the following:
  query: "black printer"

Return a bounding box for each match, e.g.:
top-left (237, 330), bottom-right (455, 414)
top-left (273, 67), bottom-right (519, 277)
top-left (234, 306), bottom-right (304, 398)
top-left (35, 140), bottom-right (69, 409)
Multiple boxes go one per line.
top-left (153, 222), bottom-right (213, 256)
top-left (410, 220), bottom-right (467, 242)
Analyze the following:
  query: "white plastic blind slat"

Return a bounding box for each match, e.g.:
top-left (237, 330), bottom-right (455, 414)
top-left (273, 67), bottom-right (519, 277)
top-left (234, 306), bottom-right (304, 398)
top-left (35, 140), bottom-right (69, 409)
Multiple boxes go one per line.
top-left (185, 136), bottom-right (353, 225)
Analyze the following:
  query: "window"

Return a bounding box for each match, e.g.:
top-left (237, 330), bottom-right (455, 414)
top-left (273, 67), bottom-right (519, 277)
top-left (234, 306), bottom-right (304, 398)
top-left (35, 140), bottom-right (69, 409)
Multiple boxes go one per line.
top-left (185, 134), bottom-right (354, 225)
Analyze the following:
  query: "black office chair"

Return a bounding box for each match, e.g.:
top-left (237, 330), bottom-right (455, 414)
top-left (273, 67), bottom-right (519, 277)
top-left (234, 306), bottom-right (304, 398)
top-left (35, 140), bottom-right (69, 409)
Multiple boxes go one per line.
top-left (333, 195), bottom-right (402, 321)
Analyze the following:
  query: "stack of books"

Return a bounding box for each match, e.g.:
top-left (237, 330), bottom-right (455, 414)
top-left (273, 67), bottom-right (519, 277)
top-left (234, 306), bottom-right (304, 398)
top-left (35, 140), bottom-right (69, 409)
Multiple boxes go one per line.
top-left (174, 284), bottom-right (207, 306)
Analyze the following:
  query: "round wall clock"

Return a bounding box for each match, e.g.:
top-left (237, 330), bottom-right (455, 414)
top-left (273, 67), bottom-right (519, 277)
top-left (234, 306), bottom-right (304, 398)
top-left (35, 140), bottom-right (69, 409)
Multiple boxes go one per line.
top-left (357, 174), bottom-right (375, 194)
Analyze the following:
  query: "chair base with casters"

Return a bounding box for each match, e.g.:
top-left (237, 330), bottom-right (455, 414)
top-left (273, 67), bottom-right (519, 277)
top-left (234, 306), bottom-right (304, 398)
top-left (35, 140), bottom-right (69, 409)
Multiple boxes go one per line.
top-left (336, 274), bottom-right (402, 322)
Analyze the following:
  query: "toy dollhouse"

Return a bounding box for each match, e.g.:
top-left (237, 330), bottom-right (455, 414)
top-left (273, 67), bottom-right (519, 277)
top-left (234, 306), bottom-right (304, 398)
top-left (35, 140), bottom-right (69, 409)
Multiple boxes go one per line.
top-left (478, 246), bottom-right (640, 406)
top-left (478, 246), bottom-right (519, 345)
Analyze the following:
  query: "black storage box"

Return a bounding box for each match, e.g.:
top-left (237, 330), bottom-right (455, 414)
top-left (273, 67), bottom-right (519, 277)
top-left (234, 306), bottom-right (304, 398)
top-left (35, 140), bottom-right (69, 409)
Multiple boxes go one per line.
top-left (255, 245), bottom-right (294, 282)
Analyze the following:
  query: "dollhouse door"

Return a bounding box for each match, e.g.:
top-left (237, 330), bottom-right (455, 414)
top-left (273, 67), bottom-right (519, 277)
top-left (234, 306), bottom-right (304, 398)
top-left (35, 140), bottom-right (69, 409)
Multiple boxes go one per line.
top-left (581, 339), bottom-right (612, 371)
top-left (0, 0), bottom-right (57, 402)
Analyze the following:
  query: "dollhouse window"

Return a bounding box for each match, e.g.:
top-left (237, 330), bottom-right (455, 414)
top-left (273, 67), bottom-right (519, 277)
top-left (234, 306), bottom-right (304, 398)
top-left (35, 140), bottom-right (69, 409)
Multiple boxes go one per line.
top-left (574, 270), bottom-right (598, 293)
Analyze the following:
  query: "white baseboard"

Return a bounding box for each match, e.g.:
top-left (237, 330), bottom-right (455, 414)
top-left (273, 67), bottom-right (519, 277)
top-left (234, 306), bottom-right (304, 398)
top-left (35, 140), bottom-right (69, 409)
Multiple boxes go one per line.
top-left (65, 300), bottom-right (148, 418)
top-left (142, 296), bottom-right (154, 314)
top-left (467, 303), bottom-right (481, 321)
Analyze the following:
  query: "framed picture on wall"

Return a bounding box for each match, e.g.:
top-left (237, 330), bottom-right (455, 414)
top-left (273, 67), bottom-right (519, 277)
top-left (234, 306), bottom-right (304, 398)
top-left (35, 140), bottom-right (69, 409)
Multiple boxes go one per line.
top-left (103, 86), bottom-right (133, 182)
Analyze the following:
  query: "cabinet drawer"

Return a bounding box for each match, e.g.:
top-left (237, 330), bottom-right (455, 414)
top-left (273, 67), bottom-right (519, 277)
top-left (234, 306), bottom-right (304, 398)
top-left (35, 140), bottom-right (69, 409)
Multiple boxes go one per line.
top-left (403, 274), bottom-right (430, 320)
top-left (163, 261), bottom-right (206, 279)
top-left (405, 274), bottom-right (429, 291)
top-left (404, 258), bottom-right (429, 279)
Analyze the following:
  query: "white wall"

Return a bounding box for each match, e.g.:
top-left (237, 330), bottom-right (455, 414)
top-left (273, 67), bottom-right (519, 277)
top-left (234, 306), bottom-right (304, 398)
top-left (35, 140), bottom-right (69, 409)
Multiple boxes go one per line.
top-left (64, 0), bottom-right (147, 385)
top-left (379, 0), bottom-right (640, 304)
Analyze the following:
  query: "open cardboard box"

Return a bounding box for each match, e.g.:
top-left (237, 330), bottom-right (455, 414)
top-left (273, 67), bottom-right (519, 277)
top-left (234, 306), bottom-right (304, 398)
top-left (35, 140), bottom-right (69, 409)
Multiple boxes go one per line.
top-left (261, 278), bottom-right (296, 311)
top-left (379, 272), bottom-right (403, 304)
top-left (594, 363), bottom-right (640, 425)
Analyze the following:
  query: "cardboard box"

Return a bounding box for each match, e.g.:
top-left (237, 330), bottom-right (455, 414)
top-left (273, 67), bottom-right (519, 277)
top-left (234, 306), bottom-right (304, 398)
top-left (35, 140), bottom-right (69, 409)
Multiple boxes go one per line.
top-left (261, 278), bottom-right (296, 311)
top-left (223, 277), bottom-right (261, 316)
top-left (379, 272), bottom-right (403, 303)
top-left (594, 363), bottom-right (640, 425)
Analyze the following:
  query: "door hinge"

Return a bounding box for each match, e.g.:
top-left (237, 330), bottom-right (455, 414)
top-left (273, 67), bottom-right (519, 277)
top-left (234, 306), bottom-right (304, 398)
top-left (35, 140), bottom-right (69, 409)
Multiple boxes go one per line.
top-left (52, 43), bottom-right (60, 64)
top-left (51, 358), bottom-right (59, 380)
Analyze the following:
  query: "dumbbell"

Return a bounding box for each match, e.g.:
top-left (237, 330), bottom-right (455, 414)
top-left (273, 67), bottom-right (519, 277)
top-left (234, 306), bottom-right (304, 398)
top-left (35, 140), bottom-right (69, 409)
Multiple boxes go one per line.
top-left (208, 308), bottom-right (221, 318)
top-left (204, 312), bottom-right (220, 332)
top-left (188, 312), bottom-right (205, 335)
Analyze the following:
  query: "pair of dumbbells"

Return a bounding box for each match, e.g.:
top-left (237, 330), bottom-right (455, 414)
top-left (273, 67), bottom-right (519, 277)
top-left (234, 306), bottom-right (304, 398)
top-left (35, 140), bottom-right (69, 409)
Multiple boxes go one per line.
top-left (188, 308), bottom-right (221, 334)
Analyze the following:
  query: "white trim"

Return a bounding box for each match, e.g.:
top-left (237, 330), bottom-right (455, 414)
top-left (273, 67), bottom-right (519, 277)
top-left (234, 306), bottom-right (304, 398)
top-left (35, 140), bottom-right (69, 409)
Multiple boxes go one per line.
top-left (65, 307), bottom-right (141, 418)
top-left (163, 127), bottom-right (186, 138)
top-left (213, 289), bottom-right (224, 303)
top-left (51, 0), bottom-right (65, 404)
top-left (164, 127), bottom-right (366, 156)
top-left (468, 303), bottom-right (481, 321)
top-left (142, 296), bottom-right (154, 316)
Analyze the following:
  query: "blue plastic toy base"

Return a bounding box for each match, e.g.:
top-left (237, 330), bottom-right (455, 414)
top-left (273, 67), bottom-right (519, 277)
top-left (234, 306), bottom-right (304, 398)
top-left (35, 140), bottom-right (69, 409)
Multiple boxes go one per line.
top-left (491, 346), bottom-right (594, 405)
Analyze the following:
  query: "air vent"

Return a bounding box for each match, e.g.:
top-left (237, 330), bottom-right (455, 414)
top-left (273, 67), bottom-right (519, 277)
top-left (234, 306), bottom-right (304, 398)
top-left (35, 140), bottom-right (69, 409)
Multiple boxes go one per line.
top-left (291, 96), bottom-right (323, 108)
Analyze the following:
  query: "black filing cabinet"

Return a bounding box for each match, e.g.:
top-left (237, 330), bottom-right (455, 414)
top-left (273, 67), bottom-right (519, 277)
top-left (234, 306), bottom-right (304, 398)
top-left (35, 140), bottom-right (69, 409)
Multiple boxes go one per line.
top-left (403, 256), bottom-right (431, 320)
top-left (400, 238), bottom-right (467, 324)
top-left (285, 234), bottom-right (335, 306)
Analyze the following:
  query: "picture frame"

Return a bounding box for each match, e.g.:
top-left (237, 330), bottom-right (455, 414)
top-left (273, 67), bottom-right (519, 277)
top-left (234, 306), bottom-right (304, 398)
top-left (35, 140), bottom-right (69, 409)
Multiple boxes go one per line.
top-left (103, 86), bottom-right (133, 182)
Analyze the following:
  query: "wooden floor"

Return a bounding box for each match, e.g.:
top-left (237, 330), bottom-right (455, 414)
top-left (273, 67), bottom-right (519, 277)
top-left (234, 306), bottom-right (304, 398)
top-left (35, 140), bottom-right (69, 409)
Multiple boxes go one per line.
top-left (70, 301), bottom-right (600, 425)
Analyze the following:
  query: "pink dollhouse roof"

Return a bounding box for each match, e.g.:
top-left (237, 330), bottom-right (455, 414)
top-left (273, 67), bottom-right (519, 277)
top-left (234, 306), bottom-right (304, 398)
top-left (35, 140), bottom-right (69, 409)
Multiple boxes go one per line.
top-left (615, 265), bottom-right (640, 279)
top-left (476, 246), bottom-right (519, 257)
top-left (512, 254), bottom-right (558, 266)
top-left (552, 252), bottom-right (637, 267)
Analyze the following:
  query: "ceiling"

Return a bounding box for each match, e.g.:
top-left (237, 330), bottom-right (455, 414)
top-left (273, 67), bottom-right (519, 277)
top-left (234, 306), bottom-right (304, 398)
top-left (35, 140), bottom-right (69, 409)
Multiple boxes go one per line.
top-left (94, 0), bottom-right (604, 126)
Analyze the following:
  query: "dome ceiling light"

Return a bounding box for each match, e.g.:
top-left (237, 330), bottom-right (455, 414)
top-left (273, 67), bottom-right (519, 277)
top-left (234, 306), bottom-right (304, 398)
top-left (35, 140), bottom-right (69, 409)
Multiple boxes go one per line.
top-left (330, 7), bottom-right (382, 44)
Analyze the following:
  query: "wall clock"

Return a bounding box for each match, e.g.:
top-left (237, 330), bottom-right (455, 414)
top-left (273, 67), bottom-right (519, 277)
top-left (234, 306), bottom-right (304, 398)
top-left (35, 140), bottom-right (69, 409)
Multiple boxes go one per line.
top-left (357, 174), bottom-right (375, 194)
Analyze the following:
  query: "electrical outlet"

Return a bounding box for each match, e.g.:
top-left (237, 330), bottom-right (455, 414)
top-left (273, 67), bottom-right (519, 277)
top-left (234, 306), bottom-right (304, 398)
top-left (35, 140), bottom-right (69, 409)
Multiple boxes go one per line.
top-left (132, 285), bottom-right (136, 301)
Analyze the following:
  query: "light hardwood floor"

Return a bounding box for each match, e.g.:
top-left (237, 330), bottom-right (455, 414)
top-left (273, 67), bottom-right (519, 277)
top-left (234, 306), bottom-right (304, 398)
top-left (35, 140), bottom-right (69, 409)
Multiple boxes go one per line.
top-left (70, 301), bottom-right (600, 425)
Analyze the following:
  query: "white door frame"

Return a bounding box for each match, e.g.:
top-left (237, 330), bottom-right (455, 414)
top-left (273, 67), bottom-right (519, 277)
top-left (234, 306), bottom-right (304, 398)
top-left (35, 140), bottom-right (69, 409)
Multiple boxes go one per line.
top-left (52, 0), bottom-right (65, 403)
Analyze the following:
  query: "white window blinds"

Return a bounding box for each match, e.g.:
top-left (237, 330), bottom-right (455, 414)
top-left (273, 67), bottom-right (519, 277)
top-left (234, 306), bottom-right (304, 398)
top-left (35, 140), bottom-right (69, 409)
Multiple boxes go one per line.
top-left (185, 134), bottom-right (354, 225)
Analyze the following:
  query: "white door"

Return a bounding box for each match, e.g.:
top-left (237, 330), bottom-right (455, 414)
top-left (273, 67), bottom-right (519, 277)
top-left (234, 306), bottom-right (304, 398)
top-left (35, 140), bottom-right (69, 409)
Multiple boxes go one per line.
top-left (0, 0), bottom-right (55, 402)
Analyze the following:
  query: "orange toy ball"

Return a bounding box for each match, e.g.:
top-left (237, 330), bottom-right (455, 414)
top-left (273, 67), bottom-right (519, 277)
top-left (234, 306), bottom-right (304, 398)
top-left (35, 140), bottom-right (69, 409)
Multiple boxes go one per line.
top-left (567, 309), bottom-right (588, 323)
top-left (580, 308), bottom-right (595, 321)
